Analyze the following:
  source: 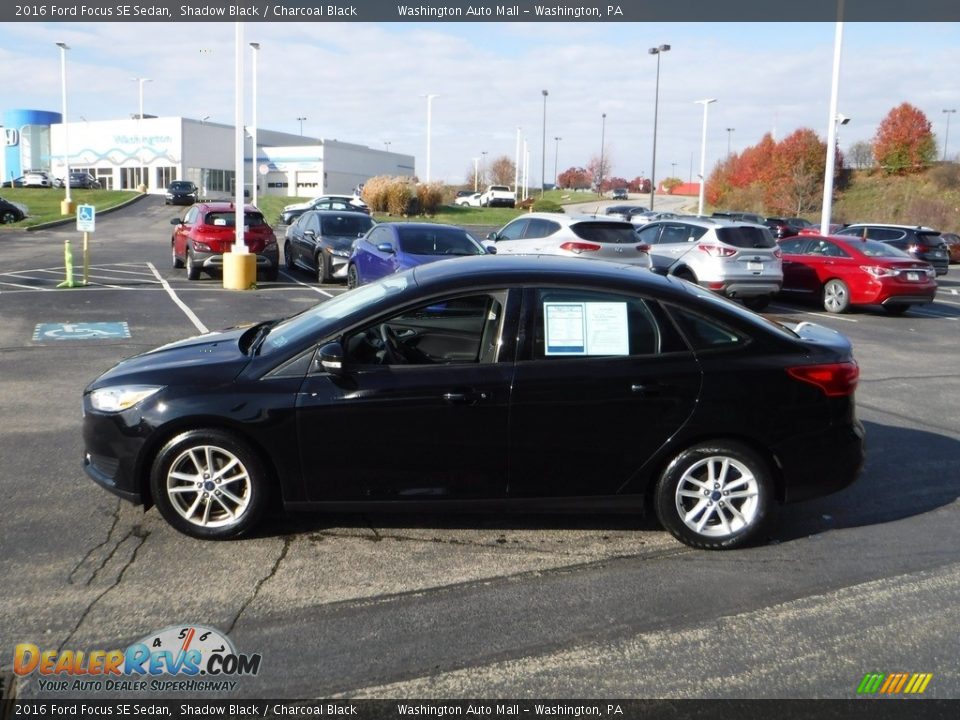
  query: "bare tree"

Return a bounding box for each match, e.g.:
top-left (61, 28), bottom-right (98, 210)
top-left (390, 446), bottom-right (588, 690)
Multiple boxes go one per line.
top-left (489, 156), bottom-right (516, 186)
top-left (847, 141), bottom-right (874, 170)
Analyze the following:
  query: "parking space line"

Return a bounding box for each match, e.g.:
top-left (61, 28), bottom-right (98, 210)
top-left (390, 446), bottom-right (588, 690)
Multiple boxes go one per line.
top-left (147, 262), bottom-right (209, 334)
top-left (768, 304), bottom-right (858, 322)
top-left (280, 269), bottom-right (334, 297)
top-left (0, 280), bottom-right (55, 292)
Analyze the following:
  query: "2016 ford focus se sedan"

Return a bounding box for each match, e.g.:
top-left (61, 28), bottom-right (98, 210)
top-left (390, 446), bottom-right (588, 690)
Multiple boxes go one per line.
top-left (82, 255), bottom-right (864, 550)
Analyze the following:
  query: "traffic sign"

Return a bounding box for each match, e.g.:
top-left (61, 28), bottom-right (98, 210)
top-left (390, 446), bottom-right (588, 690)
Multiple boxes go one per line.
top-left (77, 204), bottom-right (96, 232)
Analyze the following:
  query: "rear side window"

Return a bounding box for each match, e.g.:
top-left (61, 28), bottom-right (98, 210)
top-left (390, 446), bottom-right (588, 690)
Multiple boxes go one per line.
top-left (715, 226), bottom-right (776, 249)
top-left (524, 219), bottom-right (560, 238)
top-left (667, 306), bottom-right (744, 351)
top-left (857, 240), bottom-right (911, 258)
top-left (571, 222), bottom-right (638, 244)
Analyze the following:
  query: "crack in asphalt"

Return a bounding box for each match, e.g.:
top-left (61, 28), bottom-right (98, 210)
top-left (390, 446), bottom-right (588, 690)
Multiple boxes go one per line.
top-left (56, 524), bottom-right (150, 654)
top-left (225, 535), bottom-right (292, 635)
top-left (67, 500), bottom-right (122, 586)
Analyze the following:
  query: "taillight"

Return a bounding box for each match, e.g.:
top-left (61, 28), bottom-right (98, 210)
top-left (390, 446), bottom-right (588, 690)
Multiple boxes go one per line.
top-left (773, 247), bottom-right (783, 259)
top-left (560, 241), bottom-right (602, 254)
top-left (786, 361), bottom-right (859, 397)
top-left (635, 243), bottom-right (651, 253)
top-left (697, 243), bottom-right (737, 257)
top-left (860, 265), bottom-right (895, 278)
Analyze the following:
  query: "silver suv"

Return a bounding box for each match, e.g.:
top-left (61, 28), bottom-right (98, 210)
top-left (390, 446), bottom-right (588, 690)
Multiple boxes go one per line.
top-left (636, 217), bottom-right (782, 310)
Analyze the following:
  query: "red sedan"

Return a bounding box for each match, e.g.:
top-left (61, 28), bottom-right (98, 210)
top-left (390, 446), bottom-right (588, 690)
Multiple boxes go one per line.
top-left (778, 235), bottom-right (937, 314)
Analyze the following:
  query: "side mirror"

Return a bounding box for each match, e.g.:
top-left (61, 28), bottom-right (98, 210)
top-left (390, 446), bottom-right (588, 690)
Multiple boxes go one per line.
top-left (376, 243), bottom-right (395, 254)
top-left (303, 229), bottom-right (316, 238)
top-left (483, 243), bottom-right (497, 255)
top-left (318, 342), bottom-right (345, 376)
top-left (170, 218), bottom-right (183, 225)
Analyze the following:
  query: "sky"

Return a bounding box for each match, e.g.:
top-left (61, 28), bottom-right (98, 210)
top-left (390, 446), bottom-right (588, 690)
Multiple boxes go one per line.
top-left (1, 21), bottom-right (959, 186)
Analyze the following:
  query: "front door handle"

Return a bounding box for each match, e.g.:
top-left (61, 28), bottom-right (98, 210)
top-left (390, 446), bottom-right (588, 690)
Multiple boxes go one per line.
top-left (631, 383), bottom-right (662, 397)
top-left (443, 390), bottom-right (488, 405)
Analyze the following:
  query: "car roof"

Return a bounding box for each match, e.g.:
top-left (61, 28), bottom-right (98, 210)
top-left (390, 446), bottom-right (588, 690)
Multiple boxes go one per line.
top-left (197, 202), bottom-right (261, 212)
top-left (308, 209), bottom-right (372, 217)
top-left (651, 215), bottom-right (760, 229)
top-left (843, 223), bottom-right (937, 231)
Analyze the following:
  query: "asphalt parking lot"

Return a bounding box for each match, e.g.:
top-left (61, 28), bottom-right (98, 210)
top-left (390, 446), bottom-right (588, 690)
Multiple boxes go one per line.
top-left (2, 195), bottom-right (959, 699)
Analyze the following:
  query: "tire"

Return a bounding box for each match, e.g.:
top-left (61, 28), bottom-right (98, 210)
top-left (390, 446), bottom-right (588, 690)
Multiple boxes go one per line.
top-left (882, 303), bottom-right (910, 315)
top-left (284, 242), bottom-right (294, 270)
top-left (318, 253), bottom-right (332, 284)
top-left (172, 242), bottom-right (184, 269)
top-left (742, 295), bottom-right (770, 312)
top-left (822, 279), bottom-right (850, 313)
top-left (1, 210), bottom-right (19, 224)
top-left (186, 249), bottom-right (201, 280)
top-left (263, 266), bottom-right (279, 282)
top-left (149, 429), bottom-right (269, 540)
top-left (654, 440), bottom-right (774, 550)
top-left (346, 264), bottom-right (359, 289)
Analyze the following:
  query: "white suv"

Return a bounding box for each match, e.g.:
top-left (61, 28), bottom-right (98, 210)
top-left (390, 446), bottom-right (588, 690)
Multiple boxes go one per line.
top-left (636, 217), bottom-right (782, 310)
top-left (487, 212), bottom-right (651, 269)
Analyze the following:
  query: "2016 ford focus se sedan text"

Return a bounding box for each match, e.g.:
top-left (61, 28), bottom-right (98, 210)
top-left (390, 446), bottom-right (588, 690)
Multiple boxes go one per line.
top-left (82, 255), bottom-right (864, 550)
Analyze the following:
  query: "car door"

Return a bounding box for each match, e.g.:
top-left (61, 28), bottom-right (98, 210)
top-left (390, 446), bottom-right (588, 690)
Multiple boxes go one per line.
top-left (296, 289), bottom-right (518, 501)
top-left (507, 287), bottom-right (702, 499)
top-left (778, 237), bottom-right (820, 295)
top-left (289, 213), bottom-right (312, 267)
top-left (173, 206), bottom-right (199, 259)
top-left (490, 218), bottom-right (537, 255)
top-left (356, 226), bottom-right (398, 282)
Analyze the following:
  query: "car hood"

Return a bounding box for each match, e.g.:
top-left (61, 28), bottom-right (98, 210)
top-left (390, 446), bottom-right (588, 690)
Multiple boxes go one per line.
top-left (283, 201), bottom-right (311, 212)
top-left (86, 328), bottom-right (252, 390)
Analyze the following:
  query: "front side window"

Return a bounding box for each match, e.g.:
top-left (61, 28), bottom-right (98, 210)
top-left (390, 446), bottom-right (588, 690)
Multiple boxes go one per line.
top-left (497, 219), bottom-right (528, 241)
top-left (343, 292), bottom-right (507, 367)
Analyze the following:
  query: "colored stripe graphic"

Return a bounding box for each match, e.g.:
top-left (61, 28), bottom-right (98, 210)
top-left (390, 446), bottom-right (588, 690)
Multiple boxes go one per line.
top-left (857, 672), bottom-right (932, 695)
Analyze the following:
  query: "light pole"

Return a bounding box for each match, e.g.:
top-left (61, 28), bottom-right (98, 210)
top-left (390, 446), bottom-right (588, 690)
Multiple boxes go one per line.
top-left (541, 89), bottom-right (549, 196)
top-left (384, 141), bottom-right (391, 150)
top-left (819, 17), bottom-right (844, 236)
top-left (671, 162), bottom-right (678, 179)
top-left (297, 116), bottom-right (306, 136)
top-left (695, 98), bottom-right (717, 216)
top-left (726, 127), bottom-right (735, 156)
top-left (514, 127), bottom-right (522, 195)
top-left (553, 136), bottom-right (562, 188)
top-left (472, 157), bottom-right (480, 192)
top-left (598, 113), bottom-right (607, 197)
top-left (55, 42), bottom-right (72, 214)
top-left (943, 109), bottom-right (957, 162)
top-left (480, 150), bottom-right (488, 188)
top-left (648, 44), bottom-right (670, 209)
top-left (249, 42), bottom-right (260, 207)
top-left (423, 93), bottom-right (439, 183)
top-left (133, 77), bottom-right (151, 191)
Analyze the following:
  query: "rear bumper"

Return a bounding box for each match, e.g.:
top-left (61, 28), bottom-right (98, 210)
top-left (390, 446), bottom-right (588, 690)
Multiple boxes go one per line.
top-left (778, 418), bottom-right (865, 504)
top-left (714, 280), bottom-right (782, 298)
top-left (196, 248), bottom-right (280, 271)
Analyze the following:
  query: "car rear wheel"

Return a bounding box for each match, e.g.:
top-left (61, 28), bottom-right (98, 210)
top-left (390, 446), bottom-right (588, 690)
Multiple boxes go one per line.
top-left (655, 440), bottom-right (774, 550)
top-left (347, 264), bottom-right (359, 289)
top-left (186, 249), bottom-right (201, 280)
top-left (150, 429), bottom-right (268, 540)
top-left (822, 279), bottom-right (850, 313)
top-left (882, 303), bottom-right (910, 315)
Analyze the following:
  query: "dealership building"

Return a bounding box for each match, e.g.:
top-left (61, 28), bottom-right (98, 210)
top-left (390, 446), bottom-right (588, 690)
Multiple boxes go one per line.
top-left (2, 108), bottom-right (415, 198)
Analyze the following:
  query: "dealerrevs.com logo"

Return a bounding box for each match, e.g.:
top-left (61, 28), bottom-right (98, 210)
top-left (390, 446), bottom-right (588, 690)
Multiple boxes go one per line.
top-left (857, 672), bottom-right (933, 695)
top-left (13, 625), bottom-right (261, 693)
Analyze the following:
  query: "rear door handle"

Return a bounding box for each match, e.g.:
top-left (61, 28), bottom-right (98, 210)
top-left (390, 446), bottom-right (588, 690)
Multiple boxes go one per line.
top-left (443, 391), bottom-right (488, 405)
top-left (631, 383), bottom-right (662, 397)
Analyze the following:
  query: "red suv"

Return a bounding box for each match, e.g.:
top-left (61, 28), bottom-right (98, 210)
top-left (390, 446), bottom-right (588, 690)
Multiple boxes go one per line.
top-left (171, 202), bottom-right (279, 281)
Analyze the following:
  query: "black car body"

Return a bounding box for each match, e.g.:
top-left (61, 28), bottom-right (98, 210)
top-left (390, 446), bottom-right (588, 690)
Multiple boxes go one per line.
top-left (764, 217), bottom-right (802, 239)
top-left (284, 210), bottom-right (376, 283)
top-left (82, 255), bottom-right (864, 550)
top-left (0, 197), bottom-right (26, 224)
top-left (68, 172), bottom-right (101, 189)
top-left (835, 224), bottom-right (949, 276)
top-left (165, 181), bottom-right (199, 206)
top-left (603, 204), bottom-right (649, 221)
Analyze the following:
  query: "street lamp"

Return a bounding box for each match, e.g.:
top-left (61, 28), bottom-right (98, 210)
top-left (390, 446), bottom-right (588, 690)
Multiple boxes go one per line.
top-left (943, 109), bottom-right (957, 162)
top-left (55, 42), bottom-right (72, 214)
top-left (423, 93), bottom-right (439, 183)
top-left (598, 113), bottom-right (607, 197)
top-left (132, 77), bottom-right (152, 191)
top-left (541, 89), bottom-right (549, 196)
top-left (648, 43), bottom-right (670, 209)
top-left (726, 127), bottom-right (735, 156)
top-left (472, 157), bottom-right (480, 192)
top-left (480, 150), bottom-right (488, 187)
top-left (249, 42), bottom-right (260, 207)
top-left (695, 98), bottom-right (717, 216)
top-left (296, 116), bottom-right (306, 136)
top-left (514, 127), bottom-right (522, 196)
top-left (553, 136), bottom-right (562, 188)
top-left (384, 141), bottom-right (391, 150)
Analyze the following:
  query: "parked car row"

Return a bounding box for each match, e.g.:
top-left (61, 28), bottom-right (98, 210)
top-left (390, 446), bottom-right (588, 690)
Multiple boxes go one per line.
top-left (2, 170), bottom-right (101, 189)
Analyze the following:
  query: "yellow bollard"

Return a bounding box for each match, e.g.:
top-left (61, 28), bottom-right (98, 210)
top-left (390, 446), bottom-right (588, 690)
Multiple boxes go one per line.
top-left (222, 251), bottom-right (257, 290)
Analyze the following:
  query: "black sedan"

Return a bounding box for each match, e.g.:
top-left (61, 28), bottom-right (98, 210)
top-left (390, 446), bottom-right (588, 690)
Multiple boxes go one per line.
top-left (82, 255), bottom-right (864, 549)
top-left (165, 180), bottom-right (199, 206)
top-left (1, 197), bottom-right (26, 224)
top-left (284, 210), bottom-right (375, 283)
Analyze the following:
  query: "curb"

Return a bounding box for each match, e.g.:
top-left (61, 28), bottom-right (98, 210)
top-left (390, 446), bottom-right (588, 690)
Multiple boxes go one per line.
top-left (20, 192), bottom-right (150, 232)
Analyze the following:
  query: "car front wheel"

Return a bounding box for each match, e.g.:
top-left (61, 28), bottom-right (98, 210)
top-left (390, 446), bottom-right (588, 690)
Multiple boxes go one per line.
top-left (742, 295), bottom-right (770, 311)
top-left (655, 440), bottom-right (774, 550)
top-left (1, 210), bottom-right (19, 224)
top-left (347, 264), bottom-right (359, 289)
top-left (150, 429), bottom-right (268, 540)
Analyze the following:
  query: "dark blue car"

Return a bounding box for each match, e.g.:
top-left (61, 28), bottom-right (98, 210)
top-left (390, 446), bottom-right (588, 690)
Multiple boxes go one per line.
top-left (346, 222), bottom-right (487, 288)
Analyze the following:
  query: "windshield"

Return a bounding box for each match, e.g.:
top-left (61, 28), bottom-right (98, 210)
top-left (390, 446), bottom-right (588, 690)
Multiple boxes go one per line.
top-left (397, 226), bottom-right (485, 256)
top-left (320, 215), bottom-right (374, 236)
top-left (260, 275), bottom-right (411, 353)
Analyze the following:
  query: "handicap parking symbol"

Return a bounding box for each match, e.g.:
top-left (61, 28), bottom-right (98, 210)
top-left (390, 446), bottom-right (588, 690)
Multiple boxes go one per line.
top-left (33, 322), bottom-right (130, 341)
top-left (76, 204), bottom-right (96, 232)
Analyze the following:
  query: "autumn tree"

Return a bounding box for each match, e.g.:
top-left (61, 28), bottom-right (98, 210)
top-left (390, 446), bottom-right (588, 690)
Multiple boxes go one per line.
top-left (557, 166), bottom-right (591, 190)
top-left (767, 129), bottom-right (830, 215)
top-left (872, 103), bottom-right (936, 174)
top-left (587, 152), bottom-right (613, 193)
top-left (629, 177), bottom-right (652, 194)
top-left (488, 155), bottom-right (516, 186)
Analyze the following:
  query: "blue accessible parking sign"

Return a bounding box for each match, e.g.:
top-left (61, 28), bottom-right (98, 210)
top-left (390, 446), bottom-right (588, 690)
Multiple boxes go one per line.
top-left (33, 322), bottom-right (130, 341)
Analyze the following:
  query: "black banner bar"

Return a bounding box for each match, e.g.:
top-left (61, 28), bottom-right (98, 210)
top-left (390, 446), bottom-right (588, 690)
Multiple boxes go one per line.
top-left (4, 0), bottom-right (960, 23)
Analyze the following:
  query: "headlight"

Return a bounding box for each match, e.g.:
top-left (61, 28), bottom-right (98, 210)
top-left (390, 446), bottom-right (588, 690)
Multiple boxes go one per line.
top-left (88, 385), bottom-right (163, 413)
